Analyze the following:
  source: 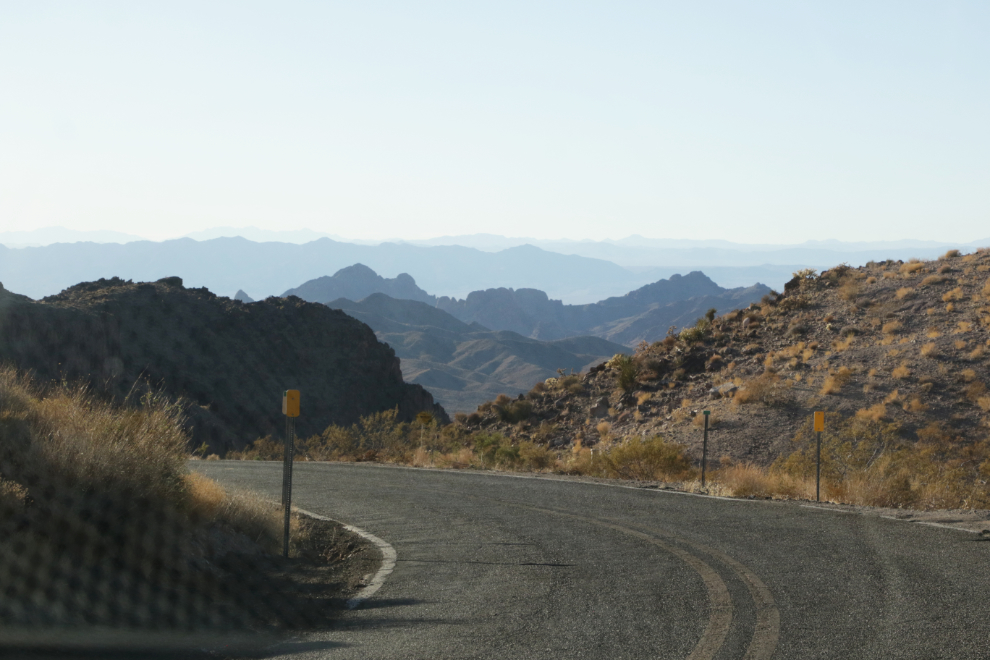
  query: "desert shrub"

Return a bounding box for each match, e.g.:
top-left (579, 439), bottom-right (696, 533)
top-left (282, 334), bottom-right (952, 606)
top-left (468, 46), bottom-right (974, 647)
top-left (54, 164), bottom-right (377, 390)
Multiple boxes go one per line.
top-left (892, 363), bottom-right (912, 379)
top-left (602, 436), bottom-right (696, 481)
top-left (734, 372), bottom-right (792, 407)
top-left (519, 441), bottom-right (554, 470)
top-left (473, 431), bottom-right (507, 465)
top-left (921, 275), bottom-right (947, 287)
top-left (712, 463), bottom-right (810, 500)
top-left (942, 287), bottom-right (964, 302)
top-left (556, 374), bottom-right (584, 394)
top-left (305, 425), bottom-right (359, 459)
top-left (900, 260), bottom-right (926, 275)
top-left (921, 342), bottom-right (938, 358)
top-left (679, 327), bottom-right (705, 343)
top-left (839, 281), bottom-right (860, 301)
top-left (895, 287), bottom-right (914, 300)
top-left (941, 249), bottom-right (961, 259)
top-left (820, 366), bottom-right (853, 395)
top-left (612, 354), bottom-right (638, 392)
top-left (496, 398), bottom-right (534, 423)
top-left (233, 435), bottom-right (286, 460)
top-left (356, 408), bottom-right (408, 452)
top-left (856, 403), bottom-right (888, 422)
top-left (882, 320), bottom-right (903, 334)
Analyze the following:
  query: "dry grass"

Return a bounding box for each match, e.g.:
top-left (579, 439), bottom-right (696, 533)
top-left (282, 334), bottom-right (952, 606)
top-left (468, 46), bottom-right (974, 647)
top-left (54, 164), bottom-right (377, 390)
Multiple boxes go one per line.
top-left (709, 463), bottom-right (812, 500)
top-left (856, 403), bottom-right (888, 422)
top-left (882, 320), bottom-right (903, 334)
top-left (941, 249), bottom-right (962, 259)
top-left (895, 287), bottom-right (914, 300)
top-left (0, 368), bottom-right (288, 552)
top-left (943, 287), bottom-right (965, 302)
top-left (921, 275), bottom-right (947, 287)
top-left (833, 335), bottom-right (855, 352)
top-left (820, 366), bottom-right (853, 395)
top-left (921, 342), bottom-right (938, 358)
top-left (900, 260), bottom-right (926, 275)
top-left (892, 363), bottom-right (912, 379)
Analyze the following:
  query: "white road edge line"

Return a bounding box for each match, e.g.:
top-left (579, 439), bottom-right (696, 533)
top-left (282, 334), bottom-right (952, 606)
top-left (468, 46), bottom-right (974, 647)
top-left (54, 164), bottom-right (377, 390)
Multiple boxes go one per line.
top-left (914, 521), bottom-right (982, 534)
top-left (295, 508), bottom-right (398, 609)
top-left (799, 505), bottom-right (859, 514)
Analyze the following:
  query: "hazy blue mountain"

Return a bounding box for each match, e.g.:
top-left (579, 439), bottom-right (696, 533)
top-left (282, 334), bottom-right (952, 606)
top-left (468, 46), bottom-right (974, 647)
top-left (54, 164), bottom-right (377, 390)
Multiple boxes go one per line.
top-left (233, 289), bottom-right (255, 303)
top-left (0, 238), bottom-right (648, 303)
top-left (327, 293), bottom-right (626, 412)
top-left (436, 271), bottom-right (771, 344)
top-left (0, 226), bottom-right (146, 247)
top-left (283, 264), bottom-right (436, 305)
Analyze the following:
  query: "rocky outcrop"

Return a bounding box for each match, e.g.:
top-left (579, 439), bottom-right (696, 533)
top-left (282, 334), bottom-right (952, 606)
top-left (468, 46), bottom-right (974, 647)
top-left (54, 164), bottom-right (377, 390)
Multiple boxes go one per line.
top-left (0, 278), bottom-right (446, 453)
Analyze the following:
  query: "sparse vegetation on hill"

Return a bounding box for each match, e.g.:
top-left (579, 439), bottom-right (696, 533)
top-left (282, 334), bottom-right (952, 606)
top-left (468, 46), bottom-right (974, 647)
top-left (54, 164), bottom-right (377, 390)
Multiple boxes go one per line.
top-left (259, 249), bottom-right (990, 510)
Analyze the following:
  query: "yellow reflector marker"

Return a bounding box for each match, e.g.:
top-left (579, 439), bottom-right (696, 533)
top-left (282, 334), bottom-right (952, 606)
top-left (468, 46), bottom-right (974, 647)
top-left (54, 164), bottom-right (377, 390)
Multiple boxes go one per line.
top-left (283, 390), bottom-right (300, 417)
top-left (814, 411), bottom-right (824, 432)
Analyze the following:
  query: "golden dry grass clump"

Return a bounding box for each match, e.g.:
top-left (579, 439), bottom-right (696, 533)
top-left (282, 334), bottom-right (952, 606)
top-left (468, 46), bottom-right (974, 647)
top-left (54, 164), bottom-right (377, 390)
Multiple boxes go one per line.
top-left (0, 367), bottom-right (291, 628)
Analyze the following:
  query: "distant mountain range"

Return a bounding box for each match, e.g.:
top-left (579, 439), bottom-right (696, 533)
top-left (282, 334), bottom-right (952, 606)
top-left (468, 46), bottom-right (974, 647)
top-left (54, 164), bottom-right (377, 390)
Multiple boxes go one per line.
top-left (285, 264), bottom-right (770, 346)
top-left (327, 293), bottom-right (626, 413)
top-left (0, 238), bottom-right (654, 303)
top-left (281, 265), bottom-right (771, 411)
top-left (435, 271), bottom-right (770, 344)
top-left (3, 229), bottom-right (986, 297)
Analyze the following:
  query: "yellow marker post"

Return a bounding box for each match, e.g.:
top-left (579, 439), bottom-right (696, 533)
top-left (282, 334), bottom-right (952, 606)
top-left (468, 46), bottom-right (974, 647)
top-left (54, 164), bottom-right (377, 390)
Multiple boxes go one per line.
top-left (281, 390), bottom-right (300, 557)
top-left (813, 411), bottom-right (824, 502)
top-left (283, 389), bottom-right (300, 417)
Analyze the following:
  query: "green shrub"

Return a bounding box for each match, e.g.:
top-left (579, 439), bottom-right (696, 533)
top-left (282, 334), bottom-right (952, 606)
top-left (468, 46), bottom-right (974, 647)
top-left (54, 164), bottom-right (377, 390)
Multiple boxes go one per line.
top-left (612, 354), bottom-right (638, 392)
top-left (495, 398), bottom-right (533, 423)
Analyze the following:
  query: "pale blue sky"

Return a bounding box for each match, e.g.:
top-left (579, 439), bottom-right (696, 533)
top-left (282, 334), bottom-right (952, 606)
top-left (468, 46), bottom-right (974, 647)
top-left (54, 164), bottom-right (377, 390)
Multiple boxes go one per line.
top-left (1, 1), bottom-right (988, 242)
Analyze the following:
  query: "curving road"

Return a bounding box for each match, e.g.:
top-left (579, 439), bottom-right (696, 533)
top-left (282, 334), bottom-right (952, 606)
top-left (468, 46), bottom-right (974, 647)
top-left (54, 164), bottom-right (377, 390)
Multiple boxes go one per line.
top-left (192, 462), bottom-right (990, 659)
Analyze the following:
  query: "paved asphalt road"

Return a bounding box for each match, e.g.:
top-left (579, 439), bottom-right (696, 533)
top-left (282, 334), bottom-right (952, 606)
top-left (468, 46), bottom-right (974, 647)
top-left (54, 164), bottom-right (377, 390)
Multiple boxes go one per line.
top-left (193, 461), bottom-right (990, 659)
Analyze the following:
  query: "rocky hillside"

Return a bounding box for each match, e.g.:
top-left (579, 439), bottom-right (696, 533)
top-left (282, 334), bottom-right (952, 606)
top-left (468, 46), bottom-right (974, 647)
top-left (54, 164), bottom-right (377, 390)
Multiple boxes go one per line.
top-left (457, 250), bottom-right (990, 467)
top-left (328, 293), bottom-right (626, 413)
top-left (436, 272), bottom-right (771, 344)
top-left (0, 277), bottom-right (445, 453)
top-left (283, 263), bottom-right (436, 305)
